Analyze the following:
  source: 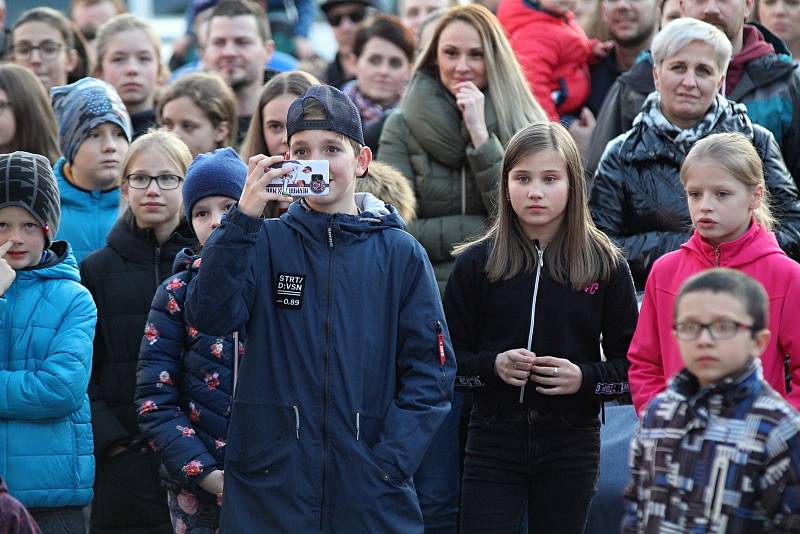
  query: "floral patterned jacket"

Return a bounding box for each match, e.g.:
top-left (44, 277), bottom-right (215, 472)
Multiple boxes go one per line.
top-left (135, 249), bottom-right (243, 494)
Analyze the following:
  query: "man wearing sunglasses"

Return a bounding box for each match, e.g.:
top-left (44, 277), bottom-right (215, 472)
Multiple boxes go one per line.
top-left (321, 0), bottom-right (373, 89)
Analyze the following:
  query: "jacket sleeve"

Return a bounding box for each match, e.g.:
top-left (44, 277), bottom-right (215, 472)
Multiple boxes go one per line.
top-left (0, 286), bottom-right (96, 420)
top-left (761, 417), bottom-right (800, 532)
top-left (443, 247), bottom-right (501, 390)
top-left (184, 207), bottom-right (261, 336)
top-left (466, 133), bottom-right (504, 213)
top-left (135, 279), bottom-right (219, 490)
top-left (514, 36), bottom-right (560, 121)
top-left (779, 271), bottom-right (800, 411)
top-left (590, 143), bottom-right (691, 288)
top-left (757, 127), bottom-right (800, 262)
top-left (626, 268), bottom-right (668, 414)
top-left (621, 425), bottom-right (645, 533)
top-left (376, 111), bottom-right (415, 187)
top-left (575, 259), bottom-right (638, 401)
top-left (372, 243), bottom-right (455, 480)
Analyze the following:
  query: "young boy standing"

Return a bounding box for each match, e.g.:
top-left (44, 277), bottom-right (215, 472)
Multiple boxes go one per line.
top-left (184, 85), bottom-right (454, 532)
top-left (623, 268), bottom-right (800, 532)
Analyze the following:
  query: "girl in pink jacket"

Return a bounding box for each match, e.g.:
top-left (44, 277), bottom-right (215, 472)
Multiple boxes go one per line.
top-left (628, 132), bottom-right (800, 414)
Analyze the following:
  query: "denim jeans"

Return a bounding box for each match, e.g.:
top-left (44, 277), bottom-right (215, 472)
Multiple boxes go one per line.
top-left (460, 402), bottom-right (600, 534)
top-left (414, 391), bottom-right (464, 534)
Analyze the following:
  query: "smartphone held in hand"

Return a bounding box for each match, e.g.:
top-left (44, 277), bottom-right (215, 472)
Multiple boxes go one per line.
top-left (268, 160), bottom-right (330, 196)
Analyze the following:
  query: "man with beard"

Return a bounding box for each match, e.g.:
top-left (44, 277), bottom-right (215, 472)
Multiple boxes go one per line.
top-left (203, 0), bottom-right (275, 143)
top-left (583, 0), bottom-right (800, 184)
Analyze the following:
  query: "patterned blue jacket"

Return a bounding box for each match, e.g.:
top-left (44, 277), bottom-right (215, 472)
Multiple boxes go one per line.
top-left (623, 359), bottom-right (800, 533)
top-left (135, 250), bottom-right (240, 495)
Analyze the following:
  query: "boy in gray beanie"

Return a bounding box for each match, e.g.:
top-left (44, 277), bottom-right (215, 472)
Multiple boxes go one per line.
top-left (0, 151), bottom-right (97, 533)
top-left (50, 77), bottom-right (132, 263)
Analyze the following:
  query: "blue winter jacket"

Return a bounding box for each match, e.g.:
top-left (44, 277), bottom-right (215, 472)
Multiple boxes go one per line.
top-left (136, 250), bottom-right (239, 495)
top-left (0, 242), bottom-right (97, 509)
top-left (53, 157), bottom-right (123, 264)
top-left (185, 201), bottom-right (455, 533)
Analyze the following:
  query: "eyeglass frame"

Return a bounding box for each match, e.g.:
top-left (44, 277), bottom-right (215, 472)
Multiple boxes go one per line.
top-left (124, 173), bottom-right (184, 190)
top-left (672, 320), bottom-right (757, 341)
top-left (326, 9), bottom-right (368, 27)
top-left (10, 40), bottom-right (65, 61)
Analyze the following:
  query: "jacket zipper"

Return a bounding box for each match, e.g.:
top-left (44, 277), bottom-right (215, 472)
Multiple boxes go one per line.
top-left (714, 246), bottom-right (720, 267)
top-left (154, 246), bottom-right (161, 287)
top-left (320, 221), bottom-right (334, 529)
top-left (520, 245), bottom-right (544, 403)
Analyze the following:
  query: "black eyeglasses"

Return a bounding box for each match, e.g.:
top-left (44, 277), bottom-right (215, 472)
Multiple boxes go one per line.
top-left (327, 10), bottom-right (367, 26)
top-left (125, 174), bottom-right (183, 190)
top-left (10, 41), bottom-right (64, 60)
top-left (673, 320), bottom-right (756, 341)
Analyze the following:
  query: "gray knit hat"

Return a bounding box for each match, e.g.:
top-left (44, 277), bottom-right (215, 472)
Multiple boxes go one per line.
top-left (0, 152), bottom-right (61, 245)
top-left (51, 77), bottom-right (133, 163)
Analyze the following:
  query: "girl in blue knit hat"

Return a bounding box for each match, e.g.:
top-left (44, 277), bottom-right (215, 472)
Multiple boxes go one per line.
top-left (135, 147), bottom-right (247, 534)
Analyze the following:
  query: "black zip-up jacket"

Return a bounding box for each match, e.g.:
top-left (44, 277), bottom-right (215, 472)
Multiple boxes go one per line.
top-left (443, 241), bottom-right (639, 416)
top-left (80, 211), bottom-right (197, 531)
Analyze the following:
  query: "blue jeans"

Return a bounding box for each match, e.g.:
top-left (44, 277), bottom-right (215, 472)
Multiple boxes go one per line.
top-left (414, 391), bottom-right (464, 534)
top-left (460, 401), bottom-right (600, 534)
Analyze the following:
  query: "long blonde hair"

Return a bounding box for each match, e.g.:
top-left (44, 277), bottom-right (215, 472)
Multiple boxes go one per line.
top-left (680, 132), bottom-right (776, 230)
top-left (414, 4), bottom-right (547, 144)
top-left (455, 122), bottom-right (622, 289)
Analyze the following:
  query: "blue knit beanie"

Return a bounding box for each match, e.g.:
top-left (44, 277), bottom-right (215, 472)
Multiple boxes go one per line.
top-left (183, 147), bottom-right (247, 221)
top-left (51, 78), bottom-right (133, 163)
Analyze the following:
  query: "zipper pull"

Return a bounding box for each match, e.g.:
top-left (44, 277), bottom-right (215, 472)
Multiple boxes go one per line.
top-left (714, 247), bottom-right (720, 267)
top-left (436, 320), bottom-right (446, 365)
top-left (356, 412), bottom-right (360, 441)
top-left (537, 248), bottom-right (544, 267)
top-left (327, 226), bottom-right (333, 248)
top-left (292, 405), bottom-right (300, 439)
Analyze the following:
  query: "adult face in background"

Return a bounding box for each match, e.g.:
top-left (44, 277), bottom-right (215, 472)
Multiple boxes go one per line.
top-left (10, 18), bottom-right (78, 91)
top-left (203, 14), bottom-right (271, 93)
top-left (324, 2), bottom-right (370, 55)
top-left (71, 0), bottom-right (123, 41)
top-left (660, 0), bottom-right (682, 26)
top-left (757, 0), bottom-right (800, 56)
top-left (602, 0), bottom-right (660, 47)
top-left (352, 35), bottom-right (412, 106)
top-left (680, 0), bottom-right (753, 52)
top-left (400, 0), bottom-right (445, 36)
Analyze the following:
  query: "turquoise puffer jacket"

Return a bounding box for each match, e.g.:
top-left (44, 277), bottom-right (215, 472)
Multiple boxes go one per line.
top-left (0, 242), bottom-right (97, 509)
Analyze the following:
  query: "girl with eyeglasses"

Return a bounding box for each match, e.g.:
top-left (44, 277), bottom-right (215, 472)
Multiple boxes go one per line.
top-left (628, 132), bottom-right (800, 415)
top-left (80, 130), bottom-right (198, 534)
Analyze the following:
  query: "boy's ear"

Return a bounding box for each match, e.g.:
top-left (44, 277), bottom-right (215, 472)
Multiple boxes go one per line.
top-left (356, 145), bottom-right (372, 178)
top-left (752, 328), bottom-right (771, 357)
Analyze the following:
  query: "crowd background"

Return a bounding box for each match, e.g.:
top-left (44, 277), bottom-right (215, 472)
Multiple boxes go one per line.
top-left (1, 0), bottom-right (800, 531)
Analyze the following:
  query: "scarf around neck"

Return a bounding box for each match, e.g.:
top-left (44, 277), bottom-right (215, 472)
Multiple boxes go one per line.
top-left (638, 91), bottom-right (729, 151)
top-left (342, 80), bottom-right (399, 124)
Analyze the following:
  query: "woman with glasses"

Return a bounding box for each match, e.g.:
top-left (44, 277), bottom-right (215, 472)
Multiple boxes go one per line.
top-left (321, 0), bottom-right (373, 88)
top-left (627, 132), bottom-right (800, 416)
top-left (9, 7), bottom-right (80, 92)
top-left (80, 130), bottom-right (197, 534)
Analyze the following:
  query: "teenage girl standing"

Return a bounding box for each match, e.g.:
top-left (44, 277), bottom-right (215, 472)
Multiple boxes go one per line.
top-left (444, 121), bottom-right (638, 534)
top-left (628, 132), bottom-right (800, 414)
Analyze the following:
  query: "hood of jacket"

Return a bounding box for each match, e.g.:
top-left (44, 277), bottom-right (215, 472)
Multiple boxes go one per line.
top-left (16, 240), bottom-right (80, 284)
top-left (106, 209), bottom-right (197, 264)
top-left (281, 198), bottom-right (406, 248)
top-left (680, 220), bottom-right (785, 269)
top-left (400, 71), bottom-right (500, 169)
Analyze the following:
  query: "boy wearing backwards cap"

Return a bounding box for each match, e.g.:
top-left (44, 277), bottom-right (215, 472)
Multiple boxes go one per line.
top-left (51, 77), bottom-right (132, 263)
top-left (0, 152), bottom-right (97, 533)
top-left (185, 85), bottom-right (454, 532)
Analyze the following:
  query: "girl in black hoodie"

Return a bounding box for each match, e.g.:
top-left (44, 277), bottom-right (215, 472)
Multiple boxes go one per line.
top-left (444, 122), bottom-right (638, 534)
top-left (80, 131), bottom-right (197, 534)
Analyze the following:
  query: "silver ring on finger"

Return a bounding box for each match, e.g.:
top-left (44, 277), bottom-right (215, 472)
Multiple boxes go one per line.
top-left (513, 362), bottom-right (519, 370)
top-left (553, 367), bottom-right (559, 376)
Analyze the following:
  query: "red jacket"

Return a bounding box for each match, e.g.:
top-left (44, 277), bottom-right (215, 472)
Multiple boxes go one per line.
top-left (628, 222), bottom-right (800, 414)
top-left (497, 0), bottom-right (593, 120)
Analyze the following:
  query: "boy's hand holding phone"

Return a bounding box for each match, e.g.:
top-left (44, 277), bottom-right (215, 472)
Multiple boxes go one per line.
top-left (239, 155), bottom-right (295, 219)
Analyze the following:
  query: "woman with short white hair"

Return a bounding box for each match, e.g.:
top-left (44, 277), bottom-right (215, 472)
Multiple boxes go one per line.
top-left (589, 17), bottom-right (800, 291)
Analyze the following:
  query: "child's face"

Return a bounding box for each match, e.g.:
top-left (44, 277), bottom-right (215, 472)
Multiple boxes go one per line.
top-left (539, 0), bottom-right (577, 15)
top-left (674, 290), bottom-right (770, 387)
top-left (122, 149), bottom-right (184, 233)
top-left (192, 195), bottom-right (236, 247)
top-left (72, 122), bottom-right (130, 190)
top-left (10, 21), bottom-right (78, 92)
top-left (0, 206), bottom-right (46, 269)
top-left (100, 29), bottom-right (159, 114)
top-left (262, 94), bottom-right (296, 157)
top-left (0, 89), bottom-right (15, 153)
top-left (507, 148), bottom-right (569, 244)
top-left (161, 96), bottom-right (228, 157)
top-left (684, 159), bottom-right (761, 246)
top-left (288, 129), bottom-right (371, 215)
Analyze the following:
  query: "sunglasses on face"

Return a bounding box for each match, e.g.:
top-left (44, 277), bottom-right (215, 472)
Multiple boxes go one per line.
top-left (327, 10), bottom-right (367, 26)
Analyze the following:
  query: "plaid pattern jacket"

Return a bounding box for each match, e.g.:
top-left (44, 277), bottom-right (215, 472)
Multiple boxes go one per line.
top-left (623, 359), bottom-right (800, 533)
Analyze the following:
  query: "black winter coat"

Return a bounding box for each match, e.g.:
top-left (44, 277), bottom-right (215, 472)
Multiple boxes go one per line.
top-left (589, 100), bottom-right (800, 290)
top-left (80, 212), bottom-right (197, 531)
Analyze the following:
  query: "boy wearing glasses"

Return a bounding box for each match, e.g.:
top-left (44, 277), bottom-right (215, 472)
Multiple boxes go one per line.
top-left (51, 77), bottom-right (132, 263)
top-left (321, 0), bottom-right (373, 88)
top-left (623, 268), bottom-right (800, 532)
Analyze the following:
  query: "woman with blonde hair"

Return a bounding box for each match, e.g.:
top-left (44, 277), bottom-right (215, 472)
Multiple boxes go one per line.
top-left (80, 130), bottom-right (197, 533)
top-left (158, 71), bottom-right (238, 157)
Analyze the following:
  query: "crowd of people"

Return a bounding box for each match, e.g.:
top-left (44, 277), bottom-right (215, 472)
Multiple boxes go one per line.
top-left (1, 0), bottom-right (800, 532)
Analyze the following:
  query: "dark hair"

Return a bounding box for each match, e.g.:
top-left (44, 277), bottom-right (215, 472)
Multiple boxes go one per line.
top-left (676, 268), bottom-right (769, 331)
top-left (12, 7), bottom-right (76, 48)
top-left (0, 64), bottom-right (61, 164)
top-left (353, 14), bottom-right (415, 62)
top-left (207, 0), bottom-right (271, 42)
